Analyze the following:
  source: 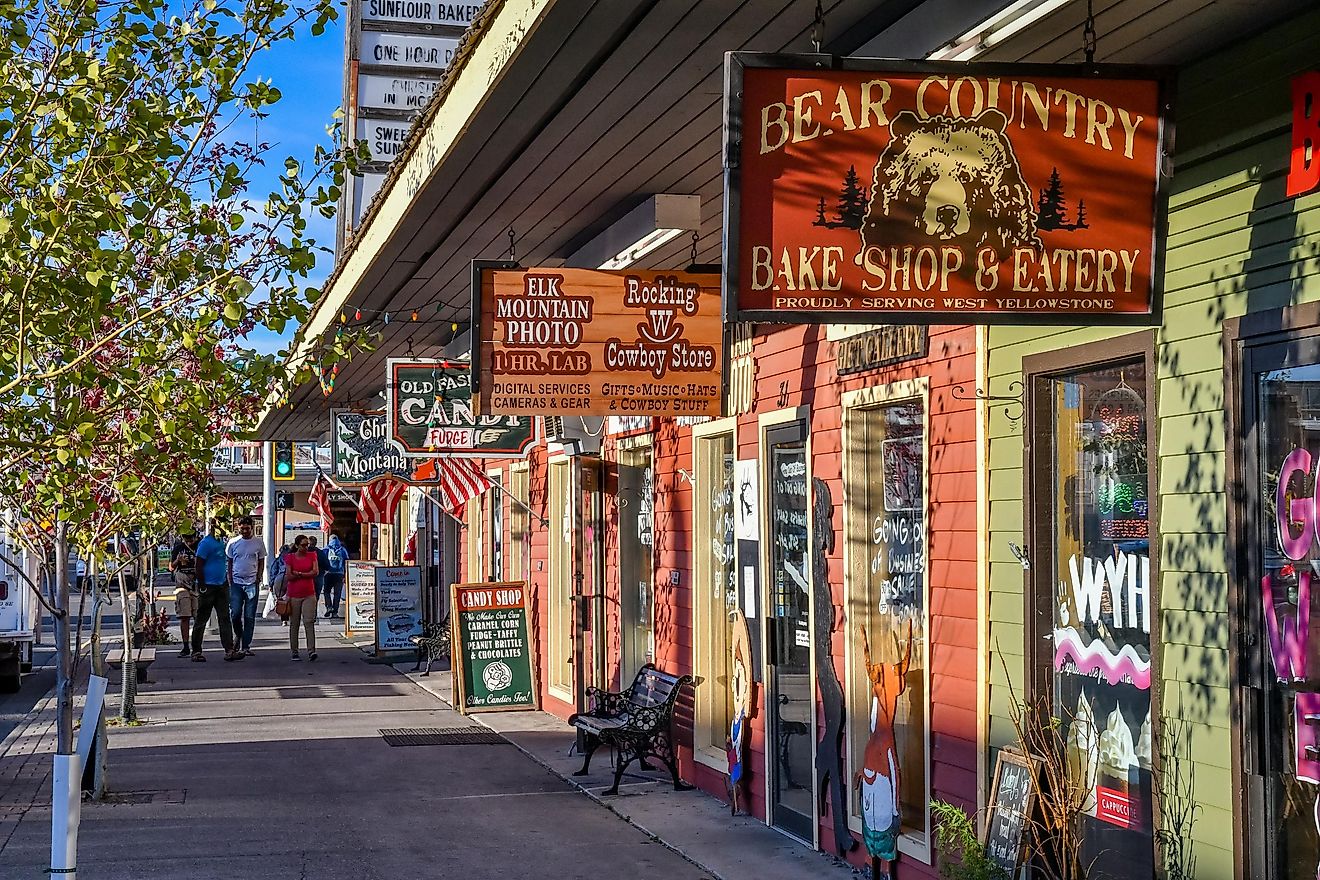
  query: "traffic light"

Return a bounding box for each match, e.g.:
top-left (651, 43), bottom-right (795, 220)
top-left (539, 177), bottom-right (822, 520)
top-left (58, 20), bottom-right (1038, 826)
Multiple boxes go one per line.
top-left (275, 491), bottom-right (295, 509)
top-left (273, 441), bottom-right (295, 481)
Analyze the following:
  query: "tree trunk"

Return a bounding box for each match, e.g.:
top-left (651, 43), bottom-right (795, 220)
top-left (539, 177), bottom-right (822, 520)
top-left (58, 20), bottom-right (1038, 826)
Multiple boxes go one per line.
top-left (117, 535), bottom-right (137, 723)
top-left (89, 570), bottom-right (108, 800)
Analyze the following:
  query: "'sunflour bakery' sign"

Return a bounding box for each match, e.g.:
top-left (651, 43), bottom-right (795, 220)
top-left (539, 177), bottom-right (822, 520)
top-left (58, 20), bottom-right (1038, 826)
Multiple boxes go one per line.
top-left (361, 0), bottom-right (482, 26)
top-left (724, 57), bottom-right (1172, 323)
top-left (472, 264), bottom-right (724, 418)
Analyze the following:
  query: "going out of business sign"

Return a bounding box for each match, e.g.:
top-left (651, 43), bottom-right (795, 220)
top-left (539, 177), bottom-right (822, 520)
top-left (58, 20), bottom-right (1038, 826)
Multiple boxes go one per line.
top-left (723, 55), bottom-right (1173, 323)
top-left (386, 359), bottom-right (537, 458)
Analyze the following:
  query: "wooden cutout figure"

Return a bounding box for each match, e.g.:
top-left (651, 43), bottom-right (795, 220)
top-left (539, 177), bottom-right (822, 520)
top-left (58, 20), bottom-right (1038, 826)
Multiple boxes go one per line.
top-left (812, 477), bottom-right (856, 854)
top-left (725, 608), bottom-right (755, 814)
top-left (857, 620), bottom-right (914, 879)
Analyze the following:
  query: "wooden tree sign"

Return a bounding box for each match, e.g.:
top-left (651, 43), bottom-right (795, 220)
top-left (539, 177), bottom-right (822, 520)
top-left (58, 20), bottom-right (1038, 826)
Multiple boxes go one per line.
top-left (983, 748), bottom-right (1041, 873)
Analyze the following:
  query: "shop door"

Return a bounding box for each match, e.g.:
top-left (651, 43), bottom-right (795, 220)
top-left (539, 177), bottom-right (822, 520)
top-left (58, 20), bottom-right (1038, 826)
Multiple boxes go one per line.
top-left (576, 458), bottom-right (607, 706)
top-left (1242, 338), bottom-right (1320, 880)
top-left (617, 445), bottom-right (654, 682)
top-left (764, 421), bottom-right (815, 842)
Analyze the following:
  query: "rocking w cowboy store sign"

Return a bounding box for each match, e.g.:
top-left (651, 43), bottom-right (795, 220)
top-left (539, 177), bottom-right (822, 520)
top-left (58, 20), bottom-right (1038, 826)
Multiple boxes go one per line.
top-left (724, 57), bottom-right (1173, 323)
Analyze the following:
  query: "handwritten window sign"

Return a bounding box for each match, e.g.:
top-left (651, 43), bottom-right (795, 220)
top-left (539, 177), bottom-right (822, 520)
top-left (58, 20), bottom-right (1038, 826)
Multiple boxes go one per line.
top-left (472, 264), bottom-right (724, 418)
top-left (361, 0), bottom-right (482, 27)
top-left (375, 566), bottom-right (423, 653)
top-left (451, 581), bottom-right (539, 713)
top-left (724, 57), bottom-right (1172, 323)
top-left (983, 749), bottom-right (1040, 874)
top-left (360, 31), bottom-right (458, 71)
top-left (386, 359), bottom-right (537, 458)
top-left (358, 72), bottom-right (442, 113)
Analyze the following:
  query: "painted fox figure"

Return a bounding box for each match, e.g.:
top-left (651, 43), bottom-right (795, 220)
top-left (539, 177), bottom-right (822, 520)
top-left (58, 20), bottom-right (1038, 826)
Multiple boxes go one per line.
top-left (856, 620), bottom-right (914, 876)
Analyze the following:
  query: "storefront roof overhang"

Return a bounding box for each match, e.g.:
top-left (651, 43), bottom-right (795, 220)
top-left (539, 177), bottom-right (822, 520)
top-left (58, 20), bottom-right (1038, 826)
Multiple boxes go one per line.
top-left (254, 0), bottom-right (1310, 442)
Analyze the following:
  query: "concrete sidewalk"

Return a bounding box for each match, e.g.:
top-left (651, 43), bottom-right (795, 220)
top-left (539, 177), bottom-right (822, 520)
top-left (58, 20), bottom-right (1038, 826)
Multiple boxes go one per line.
top-left (395, 663), bottom-right (860, 880)
top-left (0, 614), bottom-right (719, 879)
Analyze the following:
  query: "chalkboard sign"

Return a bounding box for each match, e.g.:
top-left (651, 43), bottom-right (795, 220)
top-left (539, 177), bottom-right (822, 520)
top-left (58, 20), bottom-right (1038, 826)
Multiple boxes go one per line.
top-left (983, 748), bottom-right (1039, 873)
top-left (451, 581), bottom-right (539, 714)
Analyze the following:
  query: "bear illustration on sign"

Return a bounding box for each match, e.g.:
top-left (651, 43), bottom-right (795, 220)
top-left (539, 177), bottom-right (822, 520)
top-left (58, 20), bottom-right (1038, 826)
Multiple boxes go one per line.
top-left (858, 109), bottom-right (1042, 264)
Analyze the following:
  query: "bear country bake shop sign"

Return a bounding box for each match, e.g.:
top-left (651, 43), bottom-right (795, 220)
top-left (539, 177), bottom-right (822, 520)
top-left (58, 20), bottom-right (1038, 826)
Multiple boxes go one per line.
top-left (725, 57), bottom-right (1172, 323)
top-left (471, 264), bottom-right (723, 418)
top-left (386, 359), bottom-right (537, 458)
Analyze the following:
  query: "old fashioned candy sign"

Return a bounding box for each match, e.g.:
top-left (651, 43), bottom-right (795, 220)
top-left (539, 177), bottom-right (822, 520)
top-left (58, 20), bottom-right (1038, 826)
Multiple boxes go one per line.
top-left (725, 57), bottom-right (1172, 323)
top-left (386, 359), bottom-right (537, 458)
top-left (472, 264), bottom-right (723, 417)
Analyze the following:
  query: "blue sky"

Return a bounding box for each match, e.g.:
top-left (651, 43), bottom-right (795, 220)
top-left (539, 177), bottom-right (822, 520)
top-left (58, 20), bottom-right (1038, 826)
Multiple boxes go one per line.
top-left (242, 10), bottom-right (348, 356)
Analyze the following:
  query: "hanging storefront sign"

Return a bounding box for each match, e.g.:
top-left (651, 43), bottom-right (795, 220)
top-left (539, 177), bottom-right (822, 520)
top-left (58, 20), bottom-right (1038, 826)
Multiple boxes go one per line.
top-left (450, 581), bottom-right (538, 713)
top-left (332, 410), bottom-right (442, 486)
top-left (1288, 72), bottom-right (1320, 197)
top-left (360, 0), bottom-right (481, 27)
top-left (374, 565), bottom-right (424, 653)
top-left (471, 264), bottom-right (724, 418)
top-left (360, 30), bottom-right (458, 70)
top-left (724, 57), bottom-right (1172, 323)
top-left (386, 359), bottom-right (537, 458)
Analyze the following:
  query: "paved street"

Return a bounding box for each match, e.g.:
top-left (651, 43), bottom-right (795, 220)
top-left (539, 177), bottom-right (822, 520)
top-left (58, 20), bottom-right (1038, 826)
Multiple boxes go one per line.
top-left (0, 614), bottom-right (714, 879)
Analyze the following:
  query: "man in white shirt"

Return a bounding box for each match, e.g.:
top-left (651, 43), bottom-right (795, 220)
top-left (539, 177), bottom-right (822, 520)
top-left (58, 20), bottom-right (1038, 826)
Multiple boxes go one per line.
top-left (226, 516), bottom-right (267, 657)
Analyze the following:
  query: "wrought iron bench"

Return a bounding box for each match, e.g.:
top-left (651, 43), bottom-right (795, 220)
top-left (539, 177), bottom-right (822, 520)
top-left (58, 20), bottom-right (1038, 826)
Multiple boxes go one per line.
top-left (568, 664), bottom-right (694, 796)
top-left (408, 616), bottom-right (450, 676)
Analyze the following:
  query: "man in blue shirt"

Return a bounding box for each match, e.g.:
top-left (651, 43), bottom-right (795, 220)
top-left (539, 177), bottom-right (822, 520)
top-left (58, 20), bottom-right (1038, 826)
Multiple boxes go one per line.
top-left (322, 531), bottom-right (352, 618)
top-left (191, 520), bottom-right (242, 662)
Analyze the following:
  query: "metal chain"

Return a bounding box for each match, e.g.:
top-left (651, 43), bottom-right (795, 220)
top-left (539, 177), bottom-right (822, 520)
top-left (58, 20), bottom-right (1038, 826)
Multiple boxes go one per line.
top-left (811, 0), bottom-right (824, 53)
top-left (689, 230), bottom-right (699, 265)
top-left (507, 228), bottom-right (517, 262)
top-left (1083, 0), bottom-right (1097, 64)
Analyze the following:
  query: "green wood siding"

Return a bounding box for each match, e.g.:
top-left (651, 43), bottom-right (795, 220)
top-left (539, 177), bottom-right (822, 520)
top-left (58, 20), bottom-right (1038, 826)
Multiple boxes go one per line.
top-left (985, 9), bottom-right (1320, 876)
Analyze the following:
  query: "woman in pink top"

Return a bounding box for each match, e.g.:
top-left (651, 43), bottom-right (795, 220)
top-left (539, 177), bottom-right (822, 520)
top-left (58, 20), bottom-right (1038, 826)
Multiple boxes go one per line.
top-left (284, 535), bottom-right (319, 661)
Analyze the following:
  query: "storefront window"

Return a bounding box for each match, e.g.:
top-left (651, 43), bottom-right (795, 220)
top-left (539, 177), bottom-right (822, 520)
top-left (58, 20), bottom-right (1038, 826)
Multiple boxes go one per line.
top-left (487, 471), bottom-right (504, 582)
top-left (547, 459), bottom-right (573, 697)
top-left (845, 392), bottom-right (929, 854)
top-left (508, 465), bottom-right (530, 584)
top-left (1252, 360), bottom-right (1320, 879)
top-left (618, 443), bottom-right (654, 679)
top-left (693, 425), bottom-right (737, 767)
top-left (1042, 360), bottom-right (1153, 880)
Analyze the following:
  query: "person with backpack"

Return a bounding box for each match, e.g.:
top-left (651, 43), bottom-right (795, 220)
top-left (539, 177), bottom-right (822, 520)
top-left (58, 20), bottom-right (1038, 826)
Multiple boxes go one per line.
top-left (322, 531), bottom-right (351, 619)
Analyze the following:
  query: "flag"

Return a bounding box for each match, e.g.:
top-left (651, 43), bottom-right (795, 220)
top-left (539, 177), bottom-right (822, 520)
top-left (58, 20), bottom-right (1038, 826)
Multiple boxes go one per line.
top-left (309, 476), bottom-right (335, 531)
top-left (358, 478), bottom-right (408, 524)
top-left (436, 457), bottom-right (495, 513)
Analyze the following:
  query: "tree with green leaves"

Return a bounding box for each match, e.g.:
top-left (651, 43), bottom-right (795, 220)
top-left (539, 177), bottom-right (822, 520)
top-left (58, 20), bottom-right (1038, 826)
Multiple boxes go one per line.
top-left (0, 0), bottom-right (372, 830)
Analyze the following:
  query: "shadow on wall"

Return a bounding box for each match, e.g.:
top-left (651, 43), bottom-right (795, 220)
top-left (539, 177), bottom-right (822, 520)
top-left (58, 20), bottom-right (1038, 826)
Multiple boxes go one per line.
top-left (1159, 152), bottom-right (1318, 731)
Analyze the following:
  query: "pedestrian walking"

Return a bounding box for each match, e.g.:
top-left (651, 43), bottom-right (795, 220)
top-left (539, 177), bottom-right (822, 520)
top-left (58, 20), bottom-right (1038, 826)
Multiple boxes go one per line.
top-left (323, 531), bottom-right (351, 618)
top-left (170, 529), bottom-right (200, 657)
top-left (227, 516), bottom-right (266, 657)
top-left (285, 534), bottom-right (319, 661)
top-left (310, 536), bottom-right (330, 616)
top-left (192, 521), bottom-right (242, 662)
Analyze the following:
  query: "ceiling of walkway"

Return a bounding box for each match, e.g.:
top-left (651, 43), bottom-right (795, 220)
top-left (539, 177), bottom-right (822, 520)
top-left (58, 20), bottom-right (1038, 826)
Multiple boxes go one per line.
top-left (260, 0), bottom-right (1310, 439)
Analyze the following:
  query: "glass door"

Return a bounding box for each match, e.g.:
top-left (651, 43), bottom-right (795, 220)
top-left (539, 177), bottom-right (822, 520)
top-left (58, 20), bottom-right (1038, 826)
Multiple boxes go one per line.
top-left (765, 420), bottom-right (815, 842)
top-left (1243, 338), bottom-right (1320, 880)
top-left (617, 444), bottom-right (654, 681)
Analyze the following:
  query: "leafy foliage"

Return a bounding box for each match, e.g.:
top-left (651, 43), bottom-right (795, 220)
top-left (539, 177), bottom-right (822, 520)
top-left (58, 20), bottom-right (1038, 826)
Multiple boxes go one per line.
top-left (932, 800), bottom-right (1011, 880)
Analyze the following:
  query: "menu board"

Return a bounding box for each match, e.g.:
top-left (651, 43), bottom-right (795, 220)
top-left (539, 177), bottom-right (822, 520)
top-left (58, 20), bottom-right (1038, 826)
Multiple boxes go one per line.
top-left (984, 749), bottom-right (1039, 873)
top-left (375, 566), bottom-right (423, 652)
top-left (346, 560), bottom-right (380, 637)
top-left (451, 581), bottom-right (538, 713)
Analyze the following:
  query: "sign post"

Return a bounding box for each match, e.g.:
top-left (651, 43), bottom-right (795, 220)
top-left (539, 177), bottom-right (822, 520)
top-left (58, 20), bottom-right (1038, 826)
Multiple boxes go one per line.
top-left (374, 565), bottom-right (424, 654)
top-left (450, 581), bottom-right (539, 714)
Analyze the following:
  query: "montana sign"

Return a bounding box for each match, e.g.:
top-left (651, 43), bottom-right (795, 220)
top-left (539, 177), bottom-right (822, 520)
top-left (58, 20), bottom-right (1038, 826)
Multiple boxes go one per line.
top-left (725, 56), bottom-right (1172, 323)
top-left (386, 359), bottom-right (537, 458)
top-left (472, 264), bottom-right (723, 418)
top-left (331, 410), bottom-right (440, 486)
